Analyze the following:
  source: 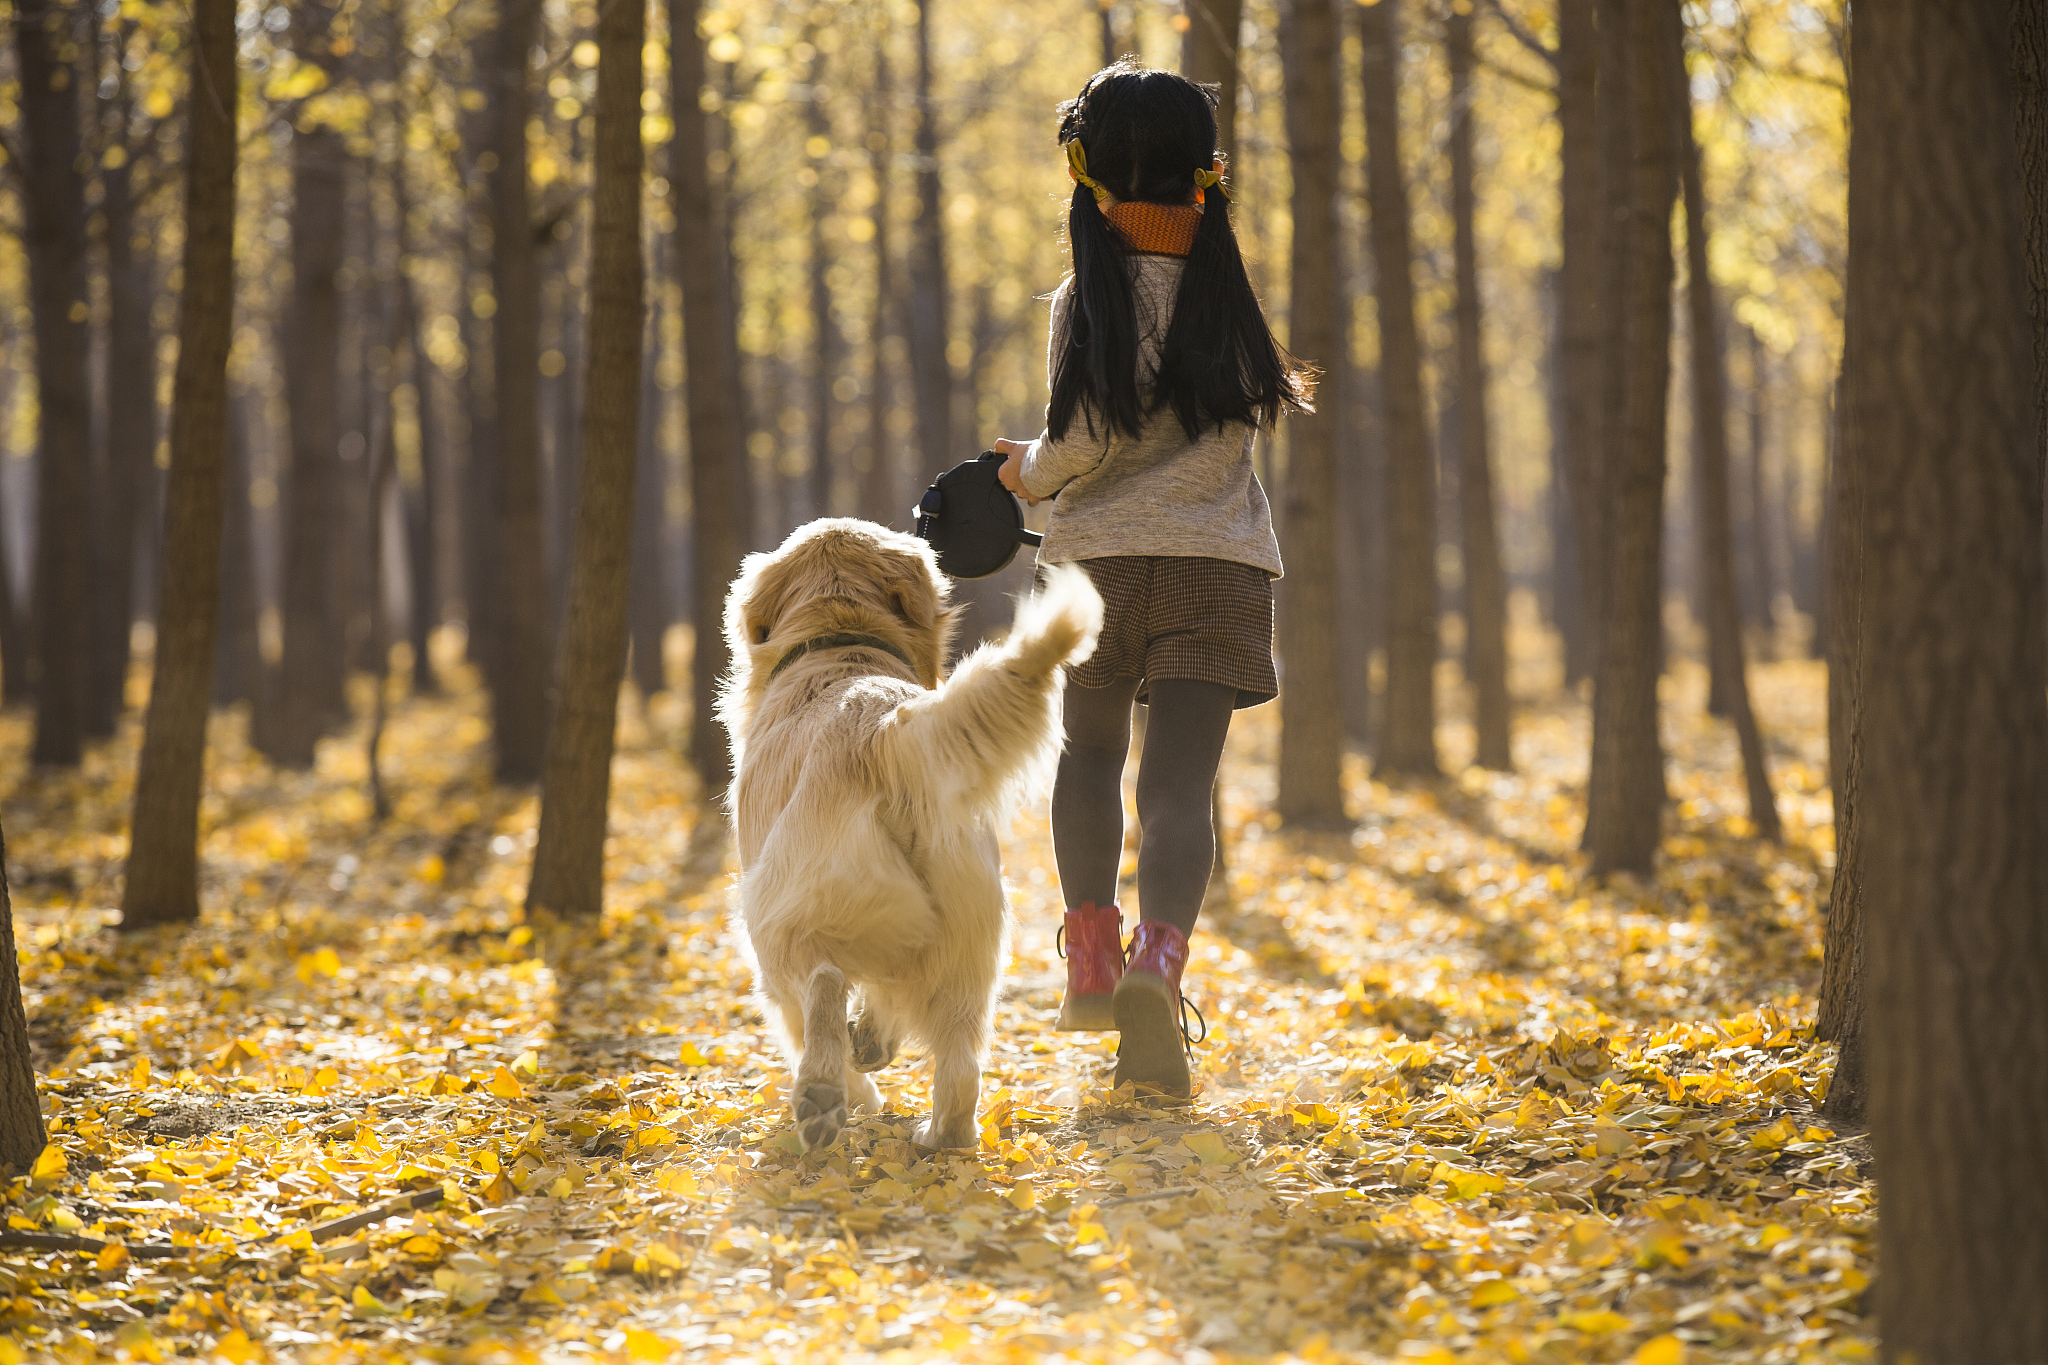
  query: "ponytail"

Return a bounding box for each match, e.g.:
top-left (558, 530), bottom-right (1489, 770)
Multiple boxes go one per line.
top-left (1048, 180), bottom-right (1144, 443)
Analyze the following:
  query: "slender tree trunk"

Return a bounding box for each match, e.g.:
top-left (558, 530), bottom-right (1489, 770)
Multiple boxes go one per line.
top-left (1557, 0), bottom-right (1608, 695)
top-left (489, 0), bottom-right (550, 783)
top-left (0, 385), bottom-right (27, 709)
top-left (806, 49), bottom-right (843, 522)
top-left (1273, 0), bottom-right (1345, 825)
top-left (1816, 342), bottom-right (1862, 1108)
top-left (459, 280), bottom-right (501, 691)
top-left (1675, 17), bottom-right (1778, 842)
top-left (1447, 9), bottom-right (1511, 771)
top-left (89, 148), bottom-right (154, 739)
top-left (17, 0), bottom-right (93, 768)
top-left (672, 0), bottom-right (747, 793)
top-left (1846, 7), bottom-right (2048, 1357)
top-left (1181, 0), bottom-right (1242, 162)
top-left (122, 0), bottom-right (237, 931)
top-left (1359, 0), bottom-right (1439, 779)
top-left (1744, 324), bottom-right (1775, 633)
top-left (860, 31), bottom-right (899, 528)
top-left (213, 396), bottom-right (260, 708)
top-left (0, 827), bottom-right (45, 1171)
top-left (2022, 0), bottom-right (2046, 438)
top-left (906, 0), bottom-right (953, 487)
top-left (629, 290), bottom-right (668, 700)
top-left (393, 152), bottom-right (440, 697)
top-left (529, 0), bottom-right (644, 918)
top-left (1585, 0), bottom-right (1674, 878)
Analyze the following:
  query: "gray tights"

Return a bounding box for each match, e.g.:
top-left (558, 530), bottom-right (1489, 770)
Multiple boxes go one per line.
top-left (1051, 677), bottom-right (1236, 936)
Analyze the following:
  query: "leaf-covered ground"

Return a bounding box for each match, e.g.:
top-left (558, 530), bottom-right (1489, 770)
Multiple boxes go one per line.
top-left (4, 649), bottom-right (1872, 1364)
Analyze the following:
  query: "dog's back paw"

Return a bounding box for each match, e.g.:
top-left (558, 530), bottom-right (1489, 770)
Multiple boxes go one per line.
top-left (848, 1012), bottom-right (898, 1073)
top-left (794, 1079), bottom-right (848, 1151)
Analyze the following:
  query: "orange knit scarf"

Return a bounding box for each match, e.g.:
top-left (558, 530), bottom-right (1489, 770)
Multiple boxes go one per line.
top-left (1104, 202), bottom-right (1202, 257)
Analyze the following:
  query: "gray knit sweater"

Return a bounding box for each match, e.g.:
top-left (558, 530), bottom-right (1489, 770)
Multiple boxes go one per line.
top-left (1018, 257), bottom-right (1284, 579)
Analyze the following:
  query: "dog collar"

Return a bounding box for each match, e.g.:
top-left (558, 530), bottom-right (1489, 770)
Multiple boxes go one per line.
top-left (767, 632), bottom-right (917, 683)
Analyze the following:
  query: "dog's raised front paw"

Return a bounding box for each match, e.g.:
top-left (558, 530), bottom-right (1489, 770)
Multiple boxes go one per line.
top-left (848, 1013), bottom-right (897, 1073)
top-left (909, 1117), bottom-right (976, 1152)
top-left (794, 1079), bottom-right (848, 1151)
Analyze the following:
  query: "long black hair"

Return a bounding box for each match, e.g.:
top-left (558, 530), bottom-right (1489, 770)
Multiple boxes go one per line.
top-left (1047, 60), bottom-right (1311, 444)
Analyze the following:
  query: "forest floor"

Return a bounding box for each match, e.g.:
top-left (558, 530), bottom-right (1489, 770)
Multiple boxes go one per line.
top-left (2, 645), bottom-right (1873, 1364)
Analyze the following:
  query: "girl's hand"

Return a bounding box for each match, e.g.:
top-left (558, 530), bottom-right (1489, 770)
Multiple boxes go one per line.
top-left (993, 438), bottom-right (1041, 506)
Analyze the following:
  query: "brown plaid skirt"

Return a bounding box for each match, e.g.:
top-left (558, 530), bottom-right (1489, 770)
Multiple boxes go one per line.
top-left (1062, 555), bottom-right (1278, 709)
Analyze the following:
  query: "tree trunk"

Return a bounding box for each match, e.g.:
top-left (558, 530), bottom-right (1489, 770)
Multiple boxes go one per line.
top-left (459, 283), bottom-right (501, 692)
top-left (17, 0), bottom-right (93, 768)
top-left (860, 31), bottom-right (899, 529)
top-left (1846, 7), bottom-right (2048, 1357)
top-left (0, 375), bottom-right (28, 709)
top-left (529, 0), bottom-right (643, 919)
top-left (1744, 324), bottom-right (1775, 633)
top-left (629, 289), bottom-right (668, 700)
top-left (122, 0), bottom-right (237, 931)
top-left (806, 48), bottom-right (843, 523)
top-left (488, 0), bottom-right (550, 784)
top-left (1447, 8), bottom-right (1511, 772)
top-left (0, 826), bottom-right (45, 1171)
top-left (1675, 16), bottom-right (1779, 842)
top-left (1273, 0), bottom-right (1345, 826)
top-left (906, 0), bottom-right (953, 487)
top-left (1556, 0), bottom-right (1608, 695)
top-left (1180, 0), bottom-right (1242, 162)
top-left (1584, 0), bottom-right (1674, 878)
top-left (276, 87), bottom-right (349, 768)
top-left (672, 0), bottom-right (747, 793)
top-left (89, 131), bottom-right (155, 740)
top-left (1816, 345), bottom-right (1861, 1096)
top-left (213, 395), bottom-right (260, 709)
top-left (1359, 0), bottom-right (1439, 780)
top-left (2022, 0), bottom-right (2046, 439)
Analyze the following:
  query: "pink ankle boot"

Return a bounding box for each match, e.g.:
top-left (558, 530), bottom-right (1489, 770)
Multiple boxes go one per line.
top-left (1054, 902), bottom-right (1124, 1031)
top-left (1113, 920), bottom-right (1193, 1098)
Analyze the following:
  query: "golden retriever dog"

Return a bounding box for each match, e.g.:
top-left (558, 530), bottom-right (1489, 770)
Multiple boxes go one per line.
top-left (717, 519), bottom-right (1101, 1151)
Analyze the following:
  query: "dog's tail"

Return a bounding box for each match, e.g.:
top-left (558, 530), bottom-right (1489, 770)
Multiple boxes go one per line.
top-left (877, 564), bottom-right (1102, 815)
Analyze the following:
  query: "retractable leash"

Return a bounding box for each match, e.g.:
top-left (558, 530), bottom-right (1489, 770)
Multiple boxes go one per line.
top-left (913, 450), bottom-right (1046, 579)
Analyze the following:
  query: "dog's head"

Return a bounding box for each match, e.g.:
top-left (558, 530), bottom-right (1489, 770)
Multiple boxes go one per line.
top-left (717, 518), bottom-right (956, 743)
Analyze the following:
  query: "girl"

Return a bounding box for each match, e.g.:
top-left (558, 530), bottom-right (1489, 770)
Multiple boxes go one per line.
top-left (995, 61), bottom-right (1309, 1099)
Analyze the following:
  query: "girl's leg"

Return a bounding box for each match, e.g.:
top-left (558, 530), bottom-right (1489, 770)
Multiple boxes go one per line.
top-left (1133, 679), bottom-right (1237, 935)
top-left (1050, 677), bottom-right (1140, 1032)
top-left (1051, 677), bottom-right (1142, 906)
top-left (1114, 677), bottom-right (1235, 1098)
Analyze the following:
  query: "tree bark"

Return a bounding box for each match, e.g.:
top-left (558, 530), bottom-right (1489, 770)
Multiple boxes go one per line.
top-left (629, 285), bottom-right (667, 701)
top-left (1845, 8), bottom-right (2048, 1358)
top-left (906, 0), bottom-right (953, 488)
top-left (1447, 8), bottom-right (1511, 772)
top-left (1556, 0), bottom-right (1608, 695)
top-left (1359, 0), bottom-right (1439, 780)
top-left (16, 0), bottom-right (93, 768)
top-left (1272, 0), bottom-right (1345, 826)
top-left (2022, 0), bottom-right (2046, 439)
top-left (487, 0), bottom-right (550, 784)
top-left (0, 825), bottom-right (46, 1171)
top-left (1584, 0), bottom-right (1674, 878)
top-left (1180, 0), bottom-right (1242, 162)
top-left (1675, 14), bottom-right (1779, 842)
top-left (122, 0), bottom-right (237, 931)
top-left (672, 0), bottom-right (747, 793)
top-left (529, 0), bottom-right (644, 919)
top-left (860, 32), bottom-right (899, 528)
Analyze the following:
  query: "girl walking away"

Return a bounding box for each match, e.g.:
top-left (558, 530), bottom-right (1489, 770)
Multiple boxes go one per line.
top-left (995, 61), bottom-right (1310, 1099)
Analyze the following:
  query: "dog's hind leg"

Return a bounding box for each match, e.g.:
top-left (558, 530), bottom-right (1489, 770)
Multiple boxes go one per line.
top-left (794, 963), bottom-right (852, 1151)
top-left (848, 995), bottom-right (899, 1073)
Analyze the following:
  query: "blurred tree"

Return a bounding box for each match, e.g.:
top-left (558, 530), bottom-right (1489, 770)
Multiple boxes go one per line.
top-left (1359, 0), bottom-right (1438, 780)
top-left (0, 319), bottom-right (31, 709)
top-left (530, 0), bottom-right (644, 918)
top-left (1447, 5), bottom-right (1510, 772)
top-left (1676, 10), bottom-right (1777, 843)
top-left (1275, 0), bottom-right (1343, 826)
top-left (394, 147), bottom-right (442, 697)
top-left (213, 396), bottom-right (261, 711)
top-left (0, 826), bottom-right (44, 1170)
top-left (907, 0), bottom-right (952, 487)
top-left (274, 3), bottom-right (350, 769)
top-left (629, 286), bottom-right (668, 701)
top-left (123, 0), bottom-right (238, 931)
top-left (859, 21), bottom-right (900, 528)
top-left (1556, 0), bottom-right (1605, 695)
top-left (486, 0), bottom-right (550, 783)
top-left (1585, 0), bottom-right (1674, 878)
top-left (672, 0), bottom-right (747, 792)
top-left (1844, 4), bottom-right (2047, 1354)
top-left (14, 0), bottom-right (93, 768)
top-left (1741, 324), bottom-right (1774, 635)
top-left (1180, 0), bottom-right (1241, 161)
top-left (805, 43), bottom-right (843, 522)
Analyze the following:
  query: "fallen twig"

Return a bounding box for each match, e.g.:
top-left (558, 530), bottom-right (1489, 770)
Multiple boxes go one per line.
top-left (0, 1187), bottom-right (445, 1260)
top-left (1098, 1185), bottom-right (1197, 1208)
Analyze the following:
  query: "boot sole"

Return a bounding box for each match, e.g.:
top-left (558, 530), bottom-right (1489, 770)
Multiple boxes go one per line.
top-left (1055, 992), bottom-right (1119, 1031)
top-left (1112, 970), bottom-right (1191, 1099)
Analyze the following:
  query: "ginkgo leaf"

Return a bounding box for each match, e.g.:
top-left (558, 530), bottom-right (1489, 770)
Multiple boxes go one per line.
top-left (486, 1067), bottom-right (524, 1099)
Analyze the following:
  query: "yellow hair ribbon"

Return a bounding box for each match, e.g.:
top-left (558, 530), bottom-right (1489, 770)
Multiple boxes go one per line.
top-left (1065, 140), bottom-right (1110, 204)
top-left (1193, 165), bottom-right (1231, 204)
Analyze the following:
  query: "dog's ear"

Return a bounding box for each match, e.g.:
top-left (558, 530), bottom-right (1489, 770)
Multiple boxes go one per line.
top-left (724, 549), bottom-right (787, 661)
top-left (882, 556), bottom-right (949, 687)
